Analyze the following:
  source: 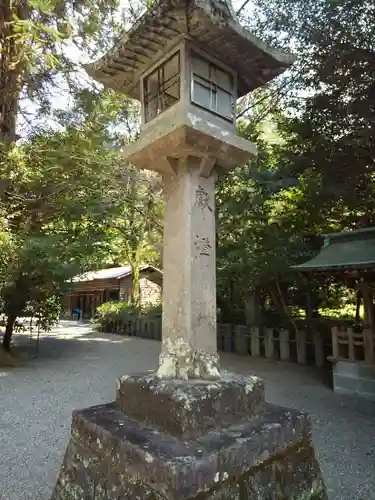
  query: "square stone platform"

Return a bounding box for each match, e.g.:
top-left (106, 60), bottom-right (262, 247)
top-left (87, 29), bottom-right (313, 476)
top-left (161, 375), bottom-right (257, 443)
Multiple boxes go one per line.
top-left (116, 371), bottom-right (265, 439)
top-left (332, 360), bottom-right (375, 401)
top-left (51, 371), bottom-right (327, 500)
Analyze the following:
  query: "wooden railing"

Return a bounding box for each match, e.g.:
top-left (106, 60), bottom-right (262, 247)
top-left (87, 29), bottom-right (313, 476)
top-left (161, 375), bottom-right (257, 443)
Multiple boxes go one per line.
top-left (102, 318), bottom-right (332, 368)
top-left (331, 327), bottom-right (375, 364)
top-left (217, 325), bottom-right (328, 368)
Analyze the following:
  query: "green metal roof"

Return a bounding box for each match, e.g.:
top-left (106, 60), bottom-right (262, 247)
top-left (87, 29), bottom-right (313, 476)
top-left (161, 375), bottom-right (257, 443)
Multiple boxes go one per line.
top-left (294, 227), bottom-right (375, 272)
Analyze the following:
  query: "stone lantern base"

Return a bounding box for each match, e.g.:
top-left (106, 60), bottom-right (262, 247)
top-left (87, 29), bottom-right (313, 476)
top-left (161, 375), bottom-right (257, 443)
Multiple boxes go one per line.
top-left (51, 372), bottom-right (327, 500)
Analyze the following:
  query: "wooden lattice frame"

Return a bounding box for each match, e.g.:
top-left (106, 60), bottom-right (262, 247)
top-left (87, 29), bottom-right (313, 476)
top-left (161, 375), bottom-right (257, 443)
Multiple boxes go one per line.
top-left (331, 326), bottom-right (375, 364)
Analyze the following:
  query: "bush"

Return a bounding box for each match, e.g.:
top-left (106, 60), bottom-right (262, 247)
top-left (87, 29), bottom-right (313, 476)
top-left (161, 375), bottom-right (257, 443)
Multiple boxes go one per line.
top-left (142, 302), bottom-right (162, 318)
top-left (93, 301), bottom-right (162, 331)
top-left (93, 301), bottom-right (137, 326)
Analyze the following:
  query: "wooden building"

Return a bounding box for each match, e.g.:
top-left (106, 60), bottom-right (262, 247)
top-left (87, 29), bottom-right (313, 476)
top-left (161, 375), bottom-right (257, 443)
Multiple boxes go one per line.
top-left (62, 265), bottom-right (162, 320)
top-left (294, 227), bottom-right (375, 400)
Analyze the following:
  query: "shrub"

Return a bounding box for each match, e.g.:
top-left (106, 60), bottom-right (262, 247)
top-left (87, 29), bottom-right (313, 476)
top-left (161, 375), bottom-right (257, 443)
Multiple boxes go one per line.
top-left (93, 301), bottom-right (137, 327)
top-left (93, 300), bottom-right (162, 331)
top-left (142, 302), bottom-right (162, 318)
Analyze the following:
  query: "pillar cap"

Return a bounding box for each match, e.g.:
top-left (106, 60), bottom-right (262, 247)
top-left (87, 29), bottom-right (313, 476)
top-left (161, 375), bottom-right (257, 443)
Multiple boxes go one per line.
top-left (121, 108), bottom-right (257, 174)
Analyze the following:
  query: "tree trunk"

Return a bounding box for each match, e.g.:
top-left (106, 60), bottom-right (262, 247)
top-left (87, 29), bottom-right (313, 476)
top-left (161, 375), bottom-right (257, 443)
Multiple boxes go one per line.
top-left (306, 288), bottom-right (313, 322)
top-left (217, 295), bottom-right (232, 322)
top-left (2, 314), bottom-right (16, 351)
top-left (131, 257), bottom-right (141, 309)
top-left (362, 285), bottom-right (375, 331)
top-left (355, 290), bottom-right (361, 323)
top-left (270, 280), bottom-right (299, 335)
top-left (245, 288), bottom-right (261, 328)
top-left (0, 0), bottom-right (28, 143)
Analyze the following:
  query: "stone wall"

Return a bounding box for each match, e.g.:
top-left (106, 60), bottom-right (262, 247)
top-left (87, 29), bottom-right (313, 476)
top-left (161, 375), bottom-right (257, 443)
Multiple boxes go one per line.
top-left (119, 273), bottom-right (162, 306)
top-left (140, 277), bottom-right (162, 307)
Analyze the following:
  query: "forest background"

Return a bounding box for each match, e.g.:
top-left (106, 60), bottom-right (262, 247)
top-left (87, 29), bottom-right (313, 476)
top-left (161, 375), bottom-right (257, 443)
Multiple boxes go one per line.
top-left (1, 0), bottom-right (373, 350)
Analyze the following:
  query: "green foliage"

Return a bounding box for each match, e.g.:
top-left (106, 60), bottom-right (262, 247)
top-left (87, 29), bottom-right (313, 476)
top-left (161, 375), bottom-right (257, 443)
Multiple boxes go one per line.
top-left (0, 98), bottom-right (127, 347)
top-left (27, 295), bottom-right (62, 332)
top-left (94, 301), bottom-right (138, 324)
top-left (318, 305), bottom-right (362, 321)
top-left (217, 0), bottom-right (375, 323)
top-left (216, 119), bottom-right (311, 318)
top-left (249, 0), bottom-right (375, 226)
top-left (2, 0), bottom-right (372, 346)
top-left (106, 167), bottom-right (163, 307)
top-left (93, 300), bottom-right (162, 330)
top-left (142, 302), bottom-right (162, 318)
top-left (1, 0), bottom-right (142, 348)
top-left (63, 89), bottom-right (163, 309)
top-left (1, 0), bottom-right (122, 144)
top-left (0, 76), bottom-right (162, 349)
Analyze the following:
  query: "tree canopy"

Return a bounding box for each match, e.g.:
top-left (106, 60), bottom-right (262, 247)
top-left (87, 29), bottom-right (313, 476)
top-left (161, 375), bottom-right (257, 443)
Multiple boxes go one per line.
top-left (1, 0), bottom-right (374, 349)
top-left (216, 0), bottom-right (375, 320)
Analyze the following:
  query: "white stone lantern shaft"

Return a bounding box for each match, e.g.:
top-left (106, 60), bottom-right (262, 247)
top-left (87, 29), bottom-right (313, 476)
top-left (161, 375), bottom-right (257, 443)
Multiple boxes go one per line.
top-left (157, 158), bottom-right (219, 379)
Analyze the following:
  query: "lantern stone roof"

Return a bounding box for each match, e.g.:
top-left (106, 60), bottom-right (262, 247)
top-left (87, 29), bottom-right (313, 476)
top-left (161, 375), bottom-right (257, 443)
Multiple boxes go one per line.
top-left (84, 0), bottom-right (294, 100)
top-left (294, 227), bottom-right (375, 273)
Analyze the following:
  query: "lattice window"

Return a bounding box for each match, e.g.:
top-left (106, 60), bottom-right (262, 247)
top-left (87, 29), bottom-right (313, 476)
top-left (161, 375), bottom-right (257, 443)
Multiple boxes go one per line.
top-left (191, 52), bottom-right (234, 121)
top-left (144, 51), bottom-right (180, 123)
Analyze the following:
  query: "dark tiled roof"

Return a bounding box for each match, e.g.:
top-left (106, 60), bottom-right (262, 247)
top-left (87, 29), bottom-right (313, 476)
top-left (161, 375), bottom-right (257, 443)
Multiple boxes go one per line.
top-left (84, 0), bottom-right (294, 100)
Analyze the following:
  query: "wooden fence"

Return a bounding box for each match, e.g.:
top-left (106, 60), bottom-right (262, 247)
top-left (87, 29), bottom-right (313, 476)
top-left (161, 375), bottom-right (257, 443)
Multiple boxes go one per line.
top-left (331, 326), bottom-right (375, 364)
top-left (103, 318), bottom-right (333, 368)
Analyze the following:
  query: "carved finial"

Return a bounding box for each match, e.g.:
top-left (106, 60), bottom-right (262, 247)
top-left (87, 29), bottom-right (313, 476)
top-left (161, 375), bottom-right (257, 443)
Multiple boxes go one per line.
top-left (196, 0), bottom-right (238, 21)
top-left (215, 0), bottom-right (238, 20)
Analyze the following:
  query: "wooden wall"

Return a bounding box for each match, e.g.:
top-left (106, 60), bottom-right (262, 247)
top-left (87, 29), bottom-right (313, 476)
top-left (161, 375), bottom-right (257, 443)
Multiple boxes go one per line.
top-left (119, 276), bottom-right (132, 302)
top-left (63, 269), bottom-right (163, 316)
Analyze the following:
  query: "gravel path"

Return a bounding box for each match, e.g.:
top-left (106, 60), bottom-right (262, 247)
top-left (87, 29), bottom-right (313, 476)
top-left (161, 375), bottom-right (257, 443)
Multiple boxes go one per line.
top-left (0, 322), bottom-right (374, 500)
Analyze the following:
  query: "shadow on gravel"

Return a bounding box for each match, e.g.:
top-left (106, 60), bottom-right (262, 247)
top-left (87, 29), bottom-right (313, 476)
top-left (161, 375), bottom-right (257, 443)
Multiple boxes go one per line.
top-left (0, 321), bottom-right (131, 364)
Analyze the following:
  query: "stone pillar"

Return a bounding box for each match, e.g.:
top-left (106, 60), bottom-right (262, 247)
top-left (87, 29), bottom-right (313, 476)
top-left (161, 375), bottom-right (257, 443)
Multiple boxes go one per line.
top-left (158, 157), bottom-right (219, 380)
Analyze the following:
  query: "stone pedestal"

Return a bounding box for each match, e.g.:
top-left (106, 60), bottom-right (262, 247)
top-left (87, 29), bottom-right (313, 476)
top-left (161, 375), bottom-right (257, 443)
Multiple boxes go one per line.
top-left (332, 360), bottom-right (375, 401)
top-left (51, 371), bottom-right (327, 500)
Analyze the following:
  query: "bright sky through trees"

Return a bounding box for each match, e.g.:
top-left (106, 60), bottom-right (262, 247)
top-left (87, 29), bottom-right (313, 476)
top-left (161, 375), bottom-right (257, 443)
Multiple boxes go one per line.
top-left (18, 0), bottom-right (257, 136)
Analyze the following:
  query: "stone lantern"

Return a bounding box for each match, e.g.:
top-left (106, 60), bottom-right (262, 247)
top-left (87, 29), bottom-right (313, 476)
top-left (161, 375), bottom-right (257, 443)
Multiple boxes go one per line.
top-left (51, 2), bottom-right (327, 499)
top-left (84, 0), bottom-right (294, 380)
